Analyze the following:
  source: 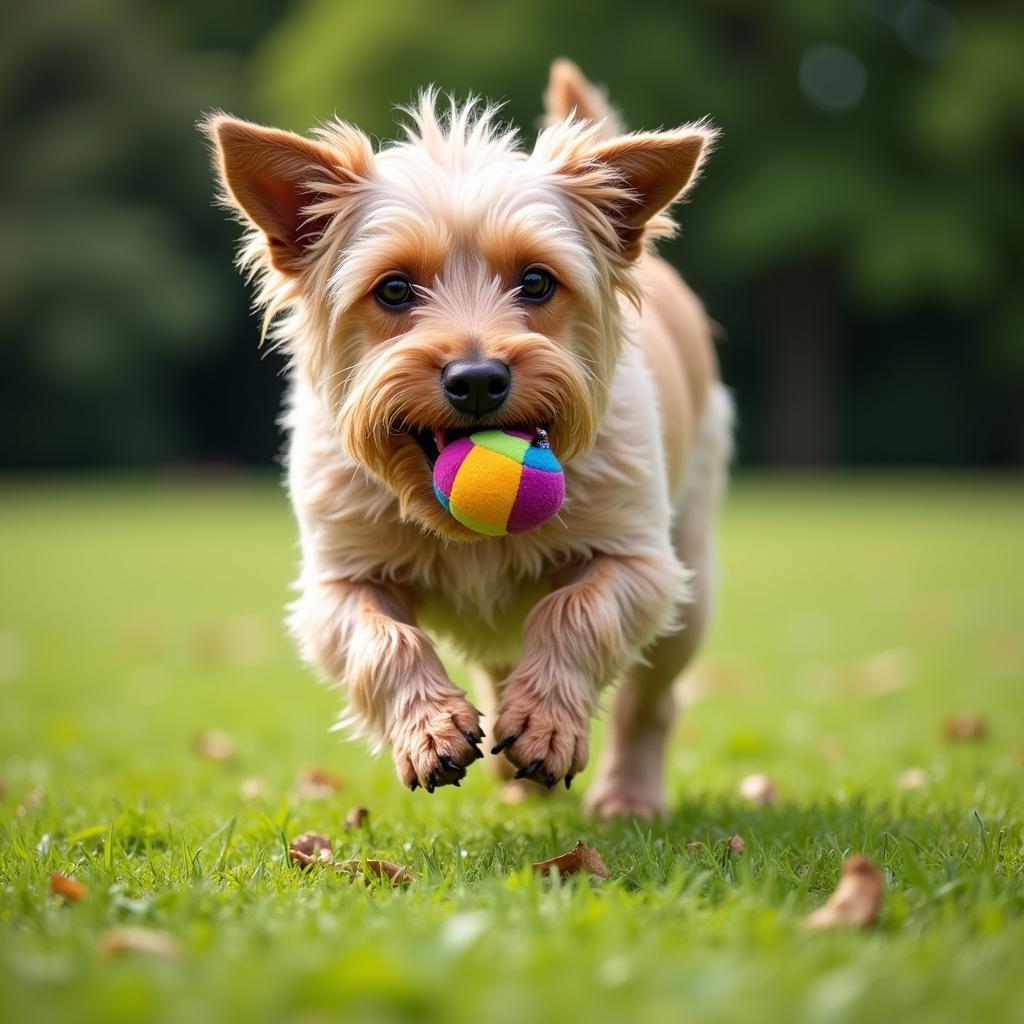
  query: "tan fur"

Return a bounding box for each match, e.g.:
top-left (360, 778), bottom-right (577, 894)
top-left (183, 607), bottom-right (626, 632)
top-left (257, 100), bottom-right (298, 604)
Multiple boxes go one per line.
top-left (204, 60), bottom-right (730, 812)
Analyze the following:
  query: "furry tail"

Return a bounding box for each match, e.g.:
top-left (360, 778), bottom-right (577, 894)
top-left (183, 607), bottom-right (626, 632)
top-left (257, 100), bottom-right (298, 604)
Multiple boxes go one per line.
top-left (543, 58), bottom-right (623, 139)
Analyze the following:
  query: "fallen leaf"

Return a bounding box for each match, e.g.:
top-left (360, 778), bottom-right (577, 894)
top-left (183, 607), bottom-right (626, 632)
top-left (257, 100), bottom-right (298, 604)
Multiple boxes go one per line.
top-left (804, 855), bottom-right (884, 930)
top-left (345, 805), bottom-right (369, 828)
top-left (943, 715), bottom-right (989, 741)
top-left (239, 776), bottom-right (266, 800)
top-left (850, 648), bottom-right (914, 697)
top-left (685, 841), bottom-right (704, 853)
top-left (100, 928), bottom-right (180, 958)
top-left (726, 834), bottom-right (745, 853)
top-left (288, 832), bottom-right (333, 869)
top-left (49, 871), bottom-right (87, 902)
top-left (192, 729), bottom-right (235, 761)
top-left (533, 840), bottom-right (609, 880)
top-left (335, 859), bottom-right (414, 886)
top-left (295, 767), bottom-right (346, 800)
top-left (738, 773), bottom-right (780, 806)
top-left (897, 767), bottom-right (929, 791)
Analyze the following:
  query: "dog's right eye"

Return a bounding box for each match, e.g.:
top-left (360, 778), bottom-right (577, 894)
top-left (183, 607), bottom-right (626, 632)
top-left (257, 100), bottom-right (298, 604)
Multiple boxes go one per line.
top-left (374, 276), bottom-right (414, 308)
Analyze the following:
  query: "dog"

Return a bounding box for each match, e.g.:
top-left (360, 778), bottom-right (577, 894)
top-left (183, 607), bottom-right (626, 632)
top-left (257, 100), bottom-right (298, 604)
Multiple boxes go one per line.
top-left (204, 59), bottom-right (731, 818)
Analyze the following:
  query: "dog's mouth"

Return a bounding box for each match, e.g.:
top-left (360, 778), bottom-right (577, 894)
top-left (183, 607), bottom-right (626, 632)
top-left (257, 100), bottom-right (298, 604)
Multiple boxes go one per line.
top-left (407, 423), bottom-right (548, 468)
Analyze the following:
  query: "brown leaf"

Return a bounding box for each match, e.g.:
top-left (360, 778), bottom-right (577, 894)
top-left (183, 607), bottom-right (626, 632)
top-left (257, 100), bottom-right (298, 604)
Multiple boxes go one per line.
top-left (192, 729), bottom-right (235, 761)
top-left (295, 767), bottom-right (346, 800)
top-left (239, 776), bottom-right (267, 800)
top-left (737, 773), bottom-right (780, 806)
top-left (685, 841), bottom-right (704, 853)
top-left (335, 859), bottom-right (414, 886)
top-left (345, 805), bottom-right (370, 828)
top-left (943, 714), bottom-right (989, 742)
top-left (533, 840), bottom-right (609, 880)
top-left (100, 927), bottom-right (180, 958)
top-left (49, 871), bottom-right (87, 902)
top-left (897, 767), bottom-right (929, 791)
top-left (725, 834), bottom-right (745, 853)
top-left (804, 855), bottom-right (884, 930)
top-left (288, 831), bottom-right (333, 869)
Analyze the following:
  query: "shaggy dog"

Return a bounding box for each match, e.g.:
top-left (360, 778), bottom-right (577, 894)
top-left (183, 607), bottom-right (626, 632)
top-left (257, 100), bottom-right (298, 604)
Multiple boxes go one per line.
top-left (204, 60), bottom-right (731, 818)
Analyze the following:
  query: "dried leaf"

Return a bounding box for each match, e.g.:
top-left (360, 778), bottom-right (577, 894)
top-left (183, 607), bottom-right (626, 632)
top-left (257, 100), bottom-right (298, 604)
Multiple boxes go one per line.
top-left (49, 871), bottom-right (87, 902)
top-left (295, 767), bottom-right (346, 800)
top-left (335, 859), bottom-right (414, 886)
top-left (897, 767), bottom-right (929, 791)
top-left (533, 840), bottom-right (609, 880)
top-left (804, 855), bottom-right (884, 930)
top-left (239, 776), bottom-right (266, 800)
top-left (100, 927), bottom-right (180, 958)
top-left (725, 834), bottom-right (745, 853)
top-left (738, 773), bottom-right (780, 806)
top-left (345, 805), bottom-right (369, 828)
top-left (851, 648), bottom-right (914, 696)
top-left (685, 841), bottom-right (704, 853)
top-left (943, 714), bottom-right (989, 741)
top-left (192, 729), bottom-right (235, 761)
top-left (288, 832), bottom-right (333, 869)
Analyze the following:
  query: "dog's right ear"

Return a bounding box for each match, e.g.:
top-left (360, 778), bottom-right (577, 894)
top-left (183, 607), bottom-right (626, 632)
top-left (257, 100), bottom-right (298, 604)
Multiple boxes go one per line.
top-left (201, 114), bottom-right (372, 275)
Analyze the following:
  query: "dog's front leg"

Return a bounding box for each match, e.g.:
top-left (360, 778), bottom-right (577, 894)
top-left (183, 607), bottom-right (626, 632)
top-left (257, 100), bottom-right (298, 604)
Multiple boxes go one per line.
top-left (290, 579), bottom-right (484, 791)
top-left (492, 551), bottom-right (689, 788)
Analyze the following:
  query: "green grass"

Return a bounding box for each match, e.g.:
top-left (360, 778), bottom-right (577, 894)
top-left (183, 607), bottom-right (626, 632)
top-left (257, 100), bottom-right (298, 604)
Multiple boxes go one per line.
top-left (1, 474), bottom-right (1022, 1024)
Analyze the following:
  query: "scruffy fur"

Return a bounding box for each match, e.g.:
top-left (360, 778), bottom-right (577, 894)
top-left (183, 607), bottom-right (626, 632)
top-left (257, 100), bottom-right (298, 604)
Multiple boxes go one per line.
top-left (204, 59), bottom-right (731, 817)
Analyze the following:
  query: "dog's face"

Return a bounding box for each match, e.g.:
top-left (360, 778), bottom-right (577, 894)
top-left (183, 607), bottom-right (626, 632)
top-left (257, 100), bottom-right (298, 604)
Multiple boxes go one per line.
top-left (206, 95), bottom-right (711, 539)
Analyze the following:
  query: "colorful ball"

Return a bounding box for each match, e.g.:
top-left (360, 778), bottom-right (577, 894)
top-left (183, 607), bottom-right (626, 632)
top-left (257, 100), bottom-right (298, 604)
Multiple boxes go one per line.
top-left (433, 428), bottom-right (565, 536)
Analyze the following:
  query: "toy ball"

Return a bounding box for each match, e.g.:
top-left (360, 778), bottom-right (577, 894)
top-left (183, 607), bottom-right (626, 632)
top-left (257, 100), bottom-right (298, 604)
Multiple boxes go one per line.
top-left (433, 428), bottom-right (565, 536)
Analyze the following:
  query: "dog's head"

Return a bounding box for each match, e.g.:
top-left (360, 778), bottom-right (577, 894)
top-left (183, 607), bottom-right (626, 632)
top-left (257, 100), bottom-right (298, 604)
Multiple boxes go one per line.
top-left (204, 85), bottom-right (712, 540)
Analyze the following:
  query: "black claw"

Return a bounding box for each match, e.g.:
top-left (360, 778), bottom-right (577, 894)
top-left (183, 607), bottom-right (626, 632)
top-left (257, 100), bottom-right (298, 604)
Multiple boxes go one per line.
top-left (440, 754), bottom-right (459, 772)
top-left (473, 747), bottom-right (485, 760)
top-left (491, 734), bottom-right (517, 755)
top-left (410, 778), bottom-right (419, 791)
top-left (515, 759), bottom-right (543, 780)
top-left (462, 730), bottom-right (481, 747)
top-left (427, 771), bottom-right (436, 794)
top-left (452, 779), bottom-right (461, 787)
top-left (564, 774), bottom-right (574, 790)
top-left (545, 773), bottom-right (556, 789)
top-left (478, 727), bottom-right (486, 739)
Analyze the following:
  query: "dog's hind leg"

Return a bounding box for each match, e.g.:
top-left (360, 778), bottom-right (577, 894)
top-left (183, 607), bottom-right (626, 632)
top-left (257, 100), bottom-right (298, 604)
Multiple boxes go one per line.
top-left (584, 385), bottom-right (732, 819)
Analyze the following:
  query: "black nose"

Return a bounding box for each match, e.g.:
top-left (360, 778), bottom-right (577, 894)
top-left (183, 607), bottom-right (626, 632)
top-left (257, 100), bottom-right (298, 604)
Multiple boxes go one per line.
top-left (441, 359), bottom-right (511, 415)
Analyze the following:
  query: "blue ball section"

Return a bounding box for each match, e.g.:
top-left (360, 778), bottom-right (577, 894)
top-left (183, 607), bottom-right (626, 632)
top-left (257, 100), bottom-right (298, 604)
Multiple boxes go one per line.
top-left (433, 484), bottom-right (450, 512)
top-left (522, 445), bottom-right (561, 473)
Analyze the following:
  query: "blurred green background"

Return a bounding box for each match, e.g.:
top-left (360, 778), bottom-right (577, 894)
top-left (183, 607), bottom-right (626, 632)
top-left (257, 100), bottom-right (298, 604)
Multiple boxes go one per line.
top-left (3, 0), bottom-right (1022, 469)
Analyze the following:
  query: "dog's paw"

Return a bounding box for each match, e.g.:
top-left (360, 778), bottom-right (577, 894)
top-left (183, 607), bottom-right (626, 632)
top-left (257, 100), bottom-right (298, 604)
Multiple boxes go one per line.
top-left (491, 690), bottom-right (590, 789)
top-left (392, 694), bottom-right (484, 793)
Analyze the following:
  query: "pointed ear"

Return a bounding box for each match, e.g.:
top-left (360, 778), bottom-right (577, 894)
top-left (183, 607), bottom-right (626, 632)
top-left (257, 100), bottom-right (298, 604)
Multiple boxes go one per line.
top-left (202, 114), bottom-right (371, 274)
top-left (579, 127), bottom-right (716, 260)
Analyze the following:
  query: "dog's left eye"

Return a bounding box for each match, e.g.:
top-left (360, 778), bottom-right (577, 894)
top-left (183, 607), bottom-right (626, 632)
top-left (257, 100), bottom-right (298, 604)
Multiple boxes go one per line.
top-left (375, 276), bottom-right (414, 308)
top-left (518, 267), bottom-right (556, 303)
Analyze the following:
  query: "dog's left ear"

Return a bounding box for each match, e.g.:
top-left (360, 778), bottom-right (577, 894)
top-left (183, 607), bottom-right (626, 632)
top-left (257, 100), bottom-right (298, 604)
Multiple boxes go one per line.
top-left (202, 113), bottom-right (372, 275)
top-left (569, 127), bottom-right (716, 260)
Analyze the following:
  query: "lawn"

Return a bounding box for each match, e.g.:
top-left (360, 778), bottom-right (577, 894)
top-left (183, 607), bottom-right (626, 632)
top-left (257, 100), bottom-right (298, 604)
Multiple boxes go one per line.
top-left (1, 474), bottom-right (1022, 1024)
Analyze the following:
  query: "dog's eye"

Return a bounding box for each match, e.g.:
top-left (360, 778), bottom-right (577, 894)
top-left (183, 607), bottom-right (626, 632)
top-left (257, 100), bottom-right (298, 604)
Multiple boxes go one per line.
top-left (375, 276), bottom-right (414, 308)
top-left (518, 267), bottom-right (556, 303)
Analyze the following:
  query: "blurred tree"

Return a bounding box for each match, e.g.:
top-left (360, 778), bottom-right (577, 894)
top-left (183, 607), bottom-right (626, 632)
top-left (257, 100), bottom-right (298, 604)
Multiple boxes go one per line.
top-left (0, 0), bottom-right (286, 467)
top-left (254, 0), bottom-right (1024, 464)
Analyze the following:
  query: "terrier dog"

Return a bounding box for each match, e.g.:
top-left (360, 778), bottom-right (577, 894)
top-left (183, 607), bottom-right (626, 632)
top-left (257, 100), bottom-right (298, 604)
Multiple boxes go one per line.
top-left (204, 60), bottom-right (731, 818)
